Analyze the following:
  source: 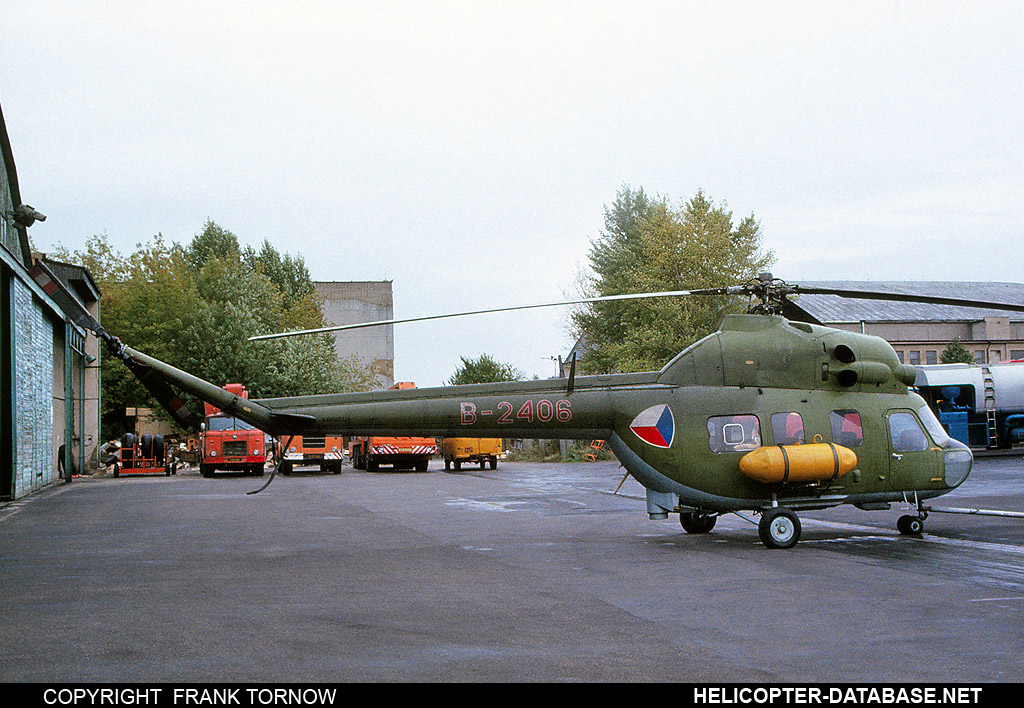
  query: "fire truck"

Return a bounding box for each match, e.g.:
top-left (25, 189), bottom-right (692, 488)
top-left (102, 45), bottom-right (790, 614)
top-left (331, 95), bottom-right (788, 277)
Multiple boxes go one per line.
top-left (199, 383), bottom-right (267, 477)
top-left (278, 434), bottom-right (345, 474)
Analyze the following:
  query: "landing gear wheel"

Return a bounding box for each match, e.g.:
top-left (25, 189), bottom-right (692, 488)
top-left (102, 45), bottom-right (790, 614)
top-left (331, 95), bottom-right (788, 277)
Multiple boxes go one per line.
top-left (897, 515), bottom-right (924, 536)
top-left (759, 508), bottom-right (801, 549)
top-left (680, 511), bottom-right (717, 534)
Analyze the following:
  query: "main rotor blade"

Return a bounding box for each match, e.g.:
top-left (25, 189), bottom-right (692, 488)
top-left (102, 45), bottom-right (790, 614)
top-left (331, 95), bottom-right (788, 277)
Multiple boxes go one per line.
top-left (791, 285), bottom-right (1024, 313)
top-left (248, 288), bottom-right (735, 341)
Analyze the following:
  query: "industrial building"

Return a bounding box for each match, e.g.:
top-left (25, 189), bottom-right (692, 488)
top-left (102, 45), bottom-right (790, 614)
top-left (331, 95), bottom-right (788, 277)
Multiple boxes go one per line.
top-left (2, 100), bottom-right (102, 498)
top-left (315, 281), bottom-right (395, 390)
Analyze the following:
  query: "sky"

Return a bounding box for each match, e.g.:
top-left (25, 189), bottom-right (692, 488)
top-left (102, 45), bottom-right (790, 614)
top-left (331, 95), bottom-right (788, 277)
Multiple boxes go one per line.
top-left (2, 1), bottom-right (1022, 387)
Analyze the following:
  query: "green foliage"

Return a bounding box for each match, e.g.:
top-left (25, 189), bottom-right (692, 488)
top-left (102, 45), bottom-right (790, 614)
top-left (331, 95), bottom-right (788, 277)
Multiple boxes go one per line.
top-left (571, 186), bottom-right (775, 374)
top-left (941, 337), bottom-right (976, 364)
top-left (53, 223), bottom-right (376, 436)
top-left (447, 354), bottom-right (523, 386)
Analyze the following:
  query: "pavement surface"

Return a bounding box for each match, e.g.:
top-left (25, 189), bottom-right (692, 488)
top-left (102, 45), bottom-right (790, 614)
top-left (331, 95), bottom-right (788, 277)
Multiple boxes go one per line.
top-left (2, 455), bottom-right (1023, 683)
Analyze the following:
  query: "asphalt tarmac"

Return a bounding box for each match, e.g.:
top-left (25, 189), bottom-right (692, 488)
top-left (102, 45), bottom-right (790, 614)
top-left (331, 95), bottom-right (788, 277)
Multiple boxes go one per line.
top-left (2, 454), bottom-right (1023, 683)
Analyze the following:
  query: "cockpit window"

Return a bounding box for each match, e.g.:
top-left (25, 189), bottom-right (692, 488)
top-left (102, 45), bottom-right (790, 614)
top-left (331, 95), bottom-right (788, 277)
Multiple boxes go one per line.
top-left (830, 410), bottom-right (864, 447)
top-left (888, 411), bottom-right (929, 452)
top-left (917, 404), bottom-right (951, 448)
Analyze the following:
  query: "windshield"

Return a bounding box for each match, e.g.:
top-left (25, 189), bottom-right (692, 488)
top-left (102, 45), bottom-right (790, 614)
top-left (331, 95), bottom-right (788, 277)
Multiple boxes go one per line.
top-left (206, 416), bottom-right (257, 432)
top-left (917, 404), bottom-right (951, 448)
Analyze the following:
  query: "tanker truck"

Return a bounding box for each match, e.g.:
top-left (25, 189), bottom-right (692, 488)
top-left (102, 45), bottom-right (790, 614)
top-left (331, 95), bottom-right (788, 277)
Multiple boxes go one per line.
top-left (915, 361), bottom-right (1024, 449)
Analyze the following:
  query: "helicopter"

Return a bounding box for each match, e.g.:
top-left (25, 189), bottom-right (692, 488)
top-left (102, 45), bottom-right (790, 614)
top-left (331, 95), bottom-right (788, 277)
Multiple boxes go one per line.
top-left (33, 263), bottom-right (1024, 548)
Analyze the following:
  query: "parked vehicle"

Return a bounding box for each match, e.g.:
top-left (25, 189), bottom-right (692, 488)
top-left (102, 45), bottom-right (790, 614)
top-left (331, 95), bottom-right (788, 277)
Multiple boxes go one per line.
top-left (278, 434), bottom-right (345, 474)
top-left (349, 436), bottom-right (435, 472)
top-left (199, 384), bottom-right (266, 476)
top-left (440, 437), bottom-right (502, 470)
top-left (916, 361), bottom-right (1024, 448)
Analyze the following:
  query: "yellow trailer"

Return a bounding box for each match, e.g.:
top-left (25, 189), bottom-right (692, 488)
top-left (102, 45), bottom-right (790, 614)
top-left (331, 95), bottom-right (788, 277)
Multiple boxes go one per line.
top-left (441, 438), bottom-right (502, 470)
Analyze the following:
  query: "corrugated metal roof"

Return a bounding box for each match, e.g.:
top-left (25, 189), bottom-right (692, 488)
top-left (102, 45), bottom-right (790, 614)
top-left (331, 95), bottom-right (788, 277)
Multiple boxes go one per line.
top-left (792, 281), bottom-right (1024, 323)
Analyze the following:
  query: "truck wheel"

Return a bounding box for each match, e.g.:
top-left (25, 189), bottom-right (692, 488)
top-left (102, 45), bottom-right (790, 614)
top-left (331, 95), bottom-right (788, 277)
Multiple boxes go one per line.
top-left (153, 435), bottom-right (165, 464)
top-left (280, 461), bottom-right (292, 475)
top-left (200, 463), bottom-right (213, 478)
top-left (140, 434), bottom-right (153, 459)
top-left (489, 457), bottom-right (497, 470)
top-left (416, 459), bottom-right (428, 472)
top-left (444, 457), bottom-right (451, 471)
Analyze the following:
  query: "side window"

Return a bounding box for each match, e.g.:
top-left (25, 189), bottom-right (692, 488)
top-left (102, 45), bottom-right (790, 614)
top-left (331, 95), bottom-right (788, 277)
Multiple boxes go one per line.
top-left (771, 412), bottom-right (805, 445)
top-left (888, 411), bottom-right (929, 452)
top-left (708, 415), bottom-right (762, 453)
top-left (831, 410), bottom-right (864, 447)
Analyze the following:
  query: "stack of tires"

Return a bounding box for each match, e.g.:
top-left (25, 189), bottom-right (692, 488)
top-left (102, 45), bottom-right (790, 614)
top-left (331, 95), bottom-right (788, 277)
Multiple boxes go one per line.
top-left (114, 433), bottom-right (169, 476)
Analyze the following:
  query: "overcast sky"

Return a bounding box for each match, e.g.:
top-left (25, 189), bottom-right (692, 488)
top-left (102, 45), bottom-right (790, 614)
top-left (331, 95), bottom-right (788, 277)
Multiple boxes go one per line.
top-left (2, 1), bottom-right (1022, 386)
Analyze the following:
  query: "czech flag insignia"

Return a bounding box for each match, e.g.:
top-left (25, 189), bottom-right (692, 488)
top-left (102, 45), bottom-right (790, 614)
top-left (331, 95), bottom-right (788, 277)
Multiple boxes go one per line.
top-left (630, 404), bottom-right (675, 448)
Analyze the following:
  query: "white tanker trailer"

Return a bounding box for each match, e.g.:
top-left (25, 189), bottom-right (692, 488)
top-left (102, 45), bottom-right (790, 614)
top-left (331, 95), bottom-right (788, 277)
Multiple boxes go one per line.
top-left (915, 361), bottom-right (1024, 449)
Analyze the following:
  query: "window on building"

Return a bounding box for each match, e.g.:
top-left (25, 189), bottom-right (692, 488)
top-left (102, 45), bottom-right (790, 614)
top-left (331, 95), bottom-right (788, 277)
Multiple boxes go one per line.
top-left (974, 351), bottom-right (986, 364)
top-left (1011, 351), bottom-right (1024, 361)
top-left (896, 351), bottom-right (905, 363)
top-left (925, 350), bottom-right (937, 365)
top-left (908, 351), bottom-right (921, 365)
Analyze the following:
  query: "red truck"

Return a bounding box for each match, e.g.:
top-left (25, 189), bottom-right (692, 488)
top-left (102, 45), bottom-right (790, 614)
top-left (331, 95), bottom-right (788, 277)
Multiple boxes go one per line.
top-left (199, 383), bottom-right (267, 477)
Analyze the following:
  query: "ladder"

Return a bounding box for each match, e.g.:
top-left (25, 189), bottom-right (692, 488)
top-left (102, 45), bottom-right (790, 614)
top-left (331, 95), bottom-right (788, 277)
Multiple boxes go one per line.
top-left (982, 365), bottom-right (998, 448)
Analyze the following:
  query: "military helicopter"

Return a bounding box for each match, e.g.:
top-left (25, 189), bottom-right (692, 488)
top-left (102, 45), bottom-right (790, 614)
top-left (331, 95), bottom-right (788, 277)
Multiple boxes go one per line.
top-left (32, 264), bottom-right (1024, 548)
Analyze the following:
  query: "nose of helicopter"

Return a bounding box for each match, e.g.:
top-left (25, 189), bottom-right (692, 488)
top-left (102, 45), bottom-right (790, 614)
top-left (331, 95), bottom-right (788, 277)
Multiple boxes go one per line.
top-left (943, 437), bottom-right (973, 489)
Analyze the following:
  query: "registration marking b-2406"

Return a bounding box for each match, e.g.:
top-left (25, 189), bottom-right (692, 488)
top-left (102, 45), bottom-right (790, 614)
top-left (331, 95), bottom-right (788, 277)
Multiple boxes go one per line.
top-left (460, 399), bottom-right (572, 425)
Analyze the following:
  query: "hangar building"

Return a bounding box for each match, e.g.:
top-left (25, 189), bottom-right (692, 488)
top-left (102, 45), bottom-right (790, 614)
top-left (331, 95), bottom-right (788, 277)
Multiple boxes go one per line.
top-left (788, 281), bottom-right (1024, 365)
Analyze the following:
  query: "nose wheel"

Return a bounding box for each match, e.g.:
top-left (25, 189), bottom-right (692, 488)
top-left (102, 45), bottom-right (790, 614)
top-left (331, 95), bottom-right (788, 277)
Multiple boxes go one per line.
top-left (897, 514), bottom-right (925, 536)
top-left (897, 494), bottom-right (928, 536)
top-left (758, 507), bottom-right (801, 549)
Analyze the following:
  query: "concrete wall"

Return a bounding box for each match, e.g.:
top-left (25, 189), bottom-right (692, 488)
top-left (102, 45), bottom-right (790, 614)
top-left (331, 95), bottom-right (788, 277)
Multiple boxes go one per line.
top-left (315, 281), bottom-right (394, 390)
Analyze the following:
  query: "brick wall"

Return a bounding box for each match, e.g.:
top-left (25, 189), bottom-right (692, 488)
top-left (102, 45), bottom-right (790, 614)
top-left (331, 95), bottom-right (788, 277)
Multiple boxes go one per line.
top-left (13, 277), bottom-right (54, 497)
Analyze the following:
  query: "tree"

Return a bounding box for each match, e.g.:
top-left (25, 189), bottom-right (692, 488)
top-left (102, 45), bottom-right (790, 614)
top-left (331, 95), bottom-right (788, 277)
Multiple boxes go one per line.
top-left (941, 337), bottom-right (976, 364)
top-left (53, 223), bottom-right (376, 437)
top-left (447, 354), bottom-right (523, 386)
top-left (570, 186), bottom-right (775, 374)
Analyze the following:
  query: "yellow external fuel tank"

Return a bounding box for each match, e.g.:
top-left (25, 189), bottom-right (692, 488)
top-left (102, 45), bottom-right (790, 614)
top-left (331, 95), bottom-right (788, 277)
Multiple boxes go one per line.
top-left (739, 443), bottom-right (857, 484)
